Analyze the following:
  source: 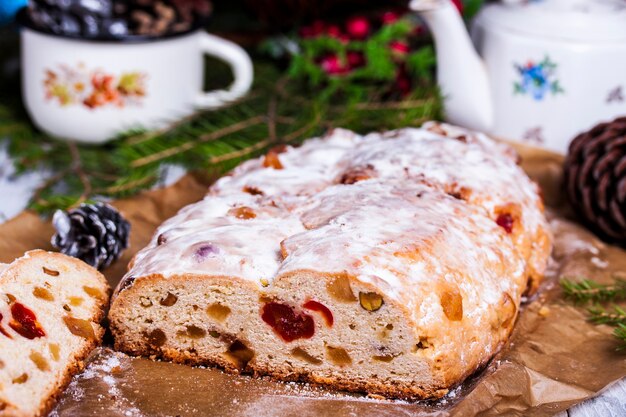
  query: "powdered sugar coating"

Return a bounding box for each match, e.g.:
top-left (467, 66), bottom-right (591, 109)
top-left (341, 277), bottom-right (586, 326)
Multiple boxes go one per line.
top-left (117, 123), bottom-right (550, 309)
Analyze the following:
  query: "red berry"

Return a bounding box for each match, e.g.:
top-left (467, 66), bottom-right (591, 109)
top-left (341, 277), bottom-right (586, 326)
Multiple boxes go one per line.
top-left (382, 11), bottom-right (399, 25)
top-left (394, 66), bottom-right (412, 96)
top-left (346, 16), bottom-right (370, 39)
top-left (261, 302), bottom-right (315, 342)
top-left (389, 40), bottom-right (410, 55)
top-left (303, 300), bottom-right (334, 327)
top-left (9, 303), bottom-right (46, 339)
top-left (326, 24), bottom-right (342, 38)
top-left (451, 0), bottom-right (464, 14)
top-left (496, 213), bottom-right (515, 234)
top-left (320, 54), bottom-right (348, 75)
top-left (346, 51), bottom-right (366, 69)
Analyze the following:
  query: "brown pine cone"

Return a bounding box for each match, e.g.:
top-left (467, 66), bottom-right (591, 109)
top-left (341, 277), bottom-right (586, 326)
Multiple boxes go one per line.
top-left (564, 117), bottom-right (626, 245)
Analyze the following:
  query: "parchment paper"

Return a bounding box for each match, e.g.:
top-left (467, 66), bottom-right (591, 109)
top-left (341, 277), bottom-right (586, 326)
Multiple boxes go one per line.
top-left (1, 144), bottom-right (625, 417)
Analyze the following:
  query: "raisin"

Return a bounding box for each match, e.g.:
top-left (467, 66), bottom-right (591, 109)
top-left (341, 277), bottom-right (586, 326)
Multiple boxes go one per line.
top-left (159, 292), bottom-right (178, 307)
top-left (9, 303), bottom-right (46, 339)
top-left (157, 234), bottom-right (167, 245)
top-left (42, 267), bottom-right (60, 276)
top-left (63, 316), bottom-right (95, 340)
top-left (440, 287), bottom-right (463, 322)
top-left (49, 344), bottom-right (61, 361)
top-left (303, 300), bottom-right (333, 327)
top-left (326, 275), bottom-right (356, 302)
top-left (326, 346), bottom-right (352, 366)
top-left (33, 287), bottom-right (54, 301)
top-left (261, 302), bottom-right (314, 342)
top-left (30, 352), bottom-right (50, 371)
top-left (206, 303), bottom-right (231, 321)
top-left (12, 373), bottom-right (28, 384)
top-left (242, 186), bottom-right (263, 196)
top-left (339, 165), bottom-right (375, 184)
top-left (83, 286), bottom-right (105, 300)
top-left (262, 151), bottom-right (284, 169)
top-left (496, 213), bottom-right (514, 234)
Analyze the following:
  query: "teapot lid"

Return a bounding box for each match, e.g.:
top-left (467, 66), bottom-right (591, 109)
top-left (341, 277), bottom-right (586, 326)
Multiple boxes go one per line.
top-left (475, 0), bottom-right (626, 42)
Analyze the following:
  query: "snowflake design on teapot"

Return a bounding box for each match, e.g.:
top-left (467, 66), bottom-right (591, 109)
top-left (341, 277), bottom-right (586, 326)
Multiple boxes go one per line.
top-left (513, 56), bottom-right (564, 101)
top-left (44, 63), bottom-right (147, 109)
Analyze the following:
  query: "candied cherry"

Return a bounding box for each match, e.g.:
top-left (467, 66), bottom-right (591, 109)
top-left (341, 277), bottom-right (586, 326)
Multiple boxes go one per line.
top-left (9, 303), bottom-right (46, 339)
top-left (261, 302), bottom-right (314, 342)
top-left (303, 300), bottom-right (333, 327)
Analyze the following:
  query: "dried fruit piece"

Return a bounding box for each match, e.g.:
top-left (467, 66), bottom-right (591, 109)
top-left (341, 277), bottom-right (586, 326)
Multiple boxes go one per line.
top-left (42, 267), bottom-right (60, 276)
top-left (194, 244), bottom-right (219, 262)
top-left (49, 344), bottom-right (61, 361)
top-left (69, 296), bottom-right (84, 306)
top-left (496, 213), bottom-right (514, 234)
top-left (33, 287), bottom-right (54, 301)
top-left (10, 303), bottom-right (46, 339)
top-left (359, 292), bottom-right (384, 312)
top-left (440, 286), bottom-right (463, 322)
top-left (206, 303), bottom-right (231, 322)
top-left (498, 293), bottom-right (517, 329)
top-left (372, 354), bottom-right (396, 362)
top-left (326, 275), bottom-right (357, 302)
top-left (223, 340), bottom-right (255, 368)
top-left (12, 373), bottom-right (28, 384)
top-left (260, 278), bottom-right (270, 287)
top-left (339, 165), bottom-right (375, 184)
top-left (145, 328), bottom-right (167, 348)
top-left (291, 347), bottom-right (322, 365)
top-left (63, 304), bottom-right (71, 312)
top-left (157, 234), bottom-right (167, 245)
top-left (159, 292), bottom-right (178, 307)
top-left (242, 186), bottom-right (263, 196)
top-left (0, 313), bottom-right (12, 339)
top-left (83, 286), bottom-right (105, 300)
top-left (303, 300), bottom-right (333, 327)
top-left (181, 325), bottom-right (205, 339)
top-left (262, 151), bottom-right (284, 169)
top-left (228, 206), bottom-right (257, 220)
top-left (326, 346), bottom-right (352, 366)
top-left (63, 316), bottom-right (95, 340)
top-left (5, 294), bottom-right (15, 304)
top-left (29, 352), bottom-right (50, 371)
top-left (261, 302), bottom-right (314, 342)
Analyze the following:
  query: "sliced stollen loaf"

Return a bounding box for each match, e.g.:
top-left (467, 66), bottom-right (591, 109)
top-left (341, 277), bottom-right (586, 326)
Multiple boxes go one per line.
top-left (0, 251), bottom-right (109, 417)
top-left (109, 123), bottom-right (552, 399)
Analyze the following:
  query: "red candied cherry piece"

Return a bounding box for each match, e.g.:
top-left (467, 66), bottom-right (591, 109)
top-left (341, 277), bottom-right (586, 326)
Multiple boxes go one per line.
top-left (496, 213), bottom-right (514, 234)
top-left (9, 303), bottom-right (46, 339)
top-left (261, 302), bottom-right (314, 342)
top-left (303, 300), bottom-right (334, 327)
top-left (0, 313), bottom-right (12, 339)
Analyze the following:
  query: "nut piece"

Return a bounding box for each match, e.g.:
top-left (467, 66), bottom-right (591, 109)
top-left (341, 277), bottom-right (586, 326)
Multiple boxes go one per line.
top-left (327, 275), bottom-right (357, 302)
top-left (359, 292), bottom-right (384, 311)
top-left (33, 287), bottom-right (54, 302)
top-left (440, 286), bottom-right (463, 322)
top-left (63, 316), bottom-right (96, 340)
top-left (159, 292), bottom-right (178, 307)
top-left (29, 352), bottom-right (50, 371)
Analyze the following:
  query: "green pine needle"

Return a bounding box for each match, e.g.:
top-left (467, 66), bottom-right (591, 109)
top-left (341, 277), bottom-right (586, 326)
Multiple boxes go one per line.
top-left (561, 278), bottom-right (626, 304)
top-left (588, 305), bottom-right (626, 326)
top-left (614, 324), bottom-right (626, 350)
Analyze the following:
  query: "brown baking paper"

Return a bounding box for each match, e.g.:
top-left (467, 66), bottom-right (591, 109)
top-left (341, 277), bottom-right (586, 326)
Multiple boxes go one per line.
top-left (1, 145), bottom-right (625, 417)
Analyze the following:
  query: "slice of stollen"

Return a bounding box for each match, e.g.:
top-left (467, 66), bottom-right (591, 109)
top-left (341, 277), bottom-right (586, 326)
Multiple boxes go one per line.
top-left (0, 251), bottom-right (109, 417)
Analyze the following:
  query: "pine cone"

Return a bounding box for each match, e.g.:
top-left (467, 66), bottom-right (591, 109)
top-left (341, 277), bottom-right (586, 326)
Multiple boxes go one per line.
top-left (52, 203), bottom-right (131, 269)
top-left (564, 117), bottom-right (626, 245)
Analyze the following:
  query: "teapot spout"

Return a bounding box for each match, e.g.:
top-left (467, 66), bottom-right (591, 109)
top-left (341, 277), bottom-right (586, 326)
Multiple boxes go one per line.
top-left (411, 0), bottom-right (493, 131)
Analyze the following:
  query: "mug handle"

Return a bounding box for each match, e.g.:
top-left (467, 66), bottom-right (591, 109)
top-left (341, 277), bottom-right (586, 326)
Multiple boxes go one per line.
top-left (195, 33), bottom-right (254, 108)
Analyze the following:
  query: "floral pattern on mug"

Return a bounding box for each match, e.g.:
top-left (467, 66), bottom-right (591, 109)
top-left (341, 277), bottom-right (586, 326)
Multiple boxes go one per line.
top-left (513, 56), bottom-right (563, 101)
top-left (43, 64), bottom-right (147, 109)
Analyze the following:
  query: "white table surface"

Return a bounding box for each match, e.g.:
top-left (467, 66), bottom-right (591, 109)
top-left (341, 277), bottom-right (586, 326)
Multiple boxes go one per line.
top-left (0, 144), bottom-right (623, 416)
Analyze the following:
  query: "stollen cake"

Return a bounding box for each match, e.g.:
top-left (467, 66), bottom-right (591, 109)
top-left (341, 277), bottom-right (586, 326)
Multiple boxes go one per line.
top-left (0, 251), bottom-right (109, 416)
top-left (109, 123), bottom-right (552, 399)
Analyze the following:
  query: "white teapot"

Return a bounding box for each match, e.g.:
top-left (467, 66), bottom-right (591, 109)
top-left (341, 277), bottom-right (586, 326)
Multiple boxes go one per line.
top-left (411, 0), bottom-right (626, 153)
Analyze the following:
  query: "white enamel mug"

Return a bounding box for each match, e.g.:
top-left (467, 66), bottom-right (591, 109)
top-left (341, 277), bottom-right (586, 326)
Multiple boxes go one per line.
top-left (20, 26), bottom-right (253, 144)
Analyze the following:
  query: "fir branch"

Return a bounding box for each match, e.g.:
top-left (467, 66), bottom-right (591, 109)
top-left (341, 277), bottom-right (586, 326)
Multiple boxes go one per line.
top-left (561, 278), bottom-right (626, 304)
top-left (588, 305), bottom-right (626, 326)
top-left (615, 324), bottom-right (626, 350)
